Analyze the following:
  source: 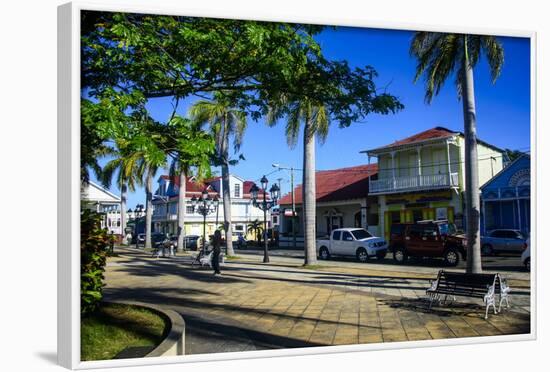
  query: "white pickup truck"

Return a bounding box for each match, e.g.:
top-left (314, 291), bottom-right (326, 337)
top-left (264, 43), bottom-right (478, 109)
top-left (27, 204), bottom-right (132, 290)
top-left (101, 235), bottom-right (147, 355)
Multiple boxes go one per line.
top-left (316, 228), bottom-right (388, 262)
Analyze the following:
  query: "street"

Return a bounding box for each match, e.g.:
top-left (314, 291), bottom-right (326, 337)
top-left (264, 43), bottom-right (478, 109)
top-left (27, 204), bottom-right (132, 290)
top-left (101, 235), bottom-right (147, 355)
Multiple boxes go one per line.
top-left (233, 248), bottom-right (530, 279)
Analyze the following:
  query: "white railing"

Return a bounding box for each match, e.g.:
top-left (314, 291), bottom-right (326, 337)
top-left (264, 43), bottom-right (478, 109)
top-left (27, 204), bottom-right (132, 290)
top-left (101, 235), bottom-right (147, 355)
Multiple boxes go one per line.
top-left (369, 173), bottom-right (459, 194)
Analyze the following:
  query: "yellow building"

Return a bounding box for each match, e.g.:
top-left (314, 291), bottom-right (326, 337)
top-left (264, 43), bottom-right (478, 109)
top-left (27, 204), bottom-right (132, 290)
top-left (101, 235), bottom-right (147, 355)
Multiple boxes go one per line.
top-left (362, 127), bottom-right (505, 240)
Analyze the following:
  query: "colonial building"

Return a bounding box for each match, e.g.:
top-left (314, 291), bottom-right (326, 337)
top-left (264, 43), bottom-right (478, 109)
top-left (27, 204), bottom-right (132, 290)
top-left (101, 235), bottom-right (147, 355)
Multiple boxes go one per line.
top-left (362, 127), bottom-right (505, 240)
top-left (81, 181), bottom-right (123, 235)
top-left (277, 164), bottom-right (380, 244)
top-left (480, 154), bottom-right (531, 235)
top-left (152, 174), bottom-right (269, 239)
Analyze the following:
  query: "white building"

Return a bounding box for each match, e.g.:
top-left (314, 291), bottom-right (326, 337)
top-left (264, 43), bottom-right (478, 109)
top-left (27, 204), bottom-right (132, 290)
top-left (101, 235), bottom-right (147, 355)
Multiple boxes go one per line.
top-left (152, 174), bottom-right (271, 239)
top-left (81, 181), bottom-right (123, 235)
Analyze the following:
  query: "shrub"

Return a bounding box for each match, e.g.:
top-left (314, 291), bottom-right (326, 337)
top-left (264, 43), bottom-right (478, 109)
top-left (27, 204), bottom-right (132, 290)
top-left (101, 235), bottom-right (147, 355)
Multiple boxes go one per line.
top-left (81, 209), bottom-right (110, 316)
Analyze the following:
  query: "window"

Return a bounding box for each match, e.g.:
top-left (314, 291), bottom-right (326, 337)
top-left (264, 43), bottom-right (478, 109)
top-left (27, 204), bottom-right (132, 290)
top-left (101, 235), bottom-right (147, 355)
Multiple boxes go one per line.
top-left (186, 206), bottom-right (194, 214)
top-left (367, 211), bottom-right (379, 226)
top-left (504, 230), bottom-right (522, 239)
top-left (421, 226), bottom-right (437, 238)
top-left (351, 229), bottom-right (372, 240)
top-left (272, 216), bottom-right (278, 224)
top-left (438, 223), bottom-right (456, 236)
top-left (234, 183), bottom-right (241, 198)
top-left (234, 224), bottom-right (244, 232)
top-left (332, 231), bottom-right (342, 240)
top-left (390, 211), bottom-right (401, 223)
top-left (408, 225), bottom-right (423, 239)
top-left (342, 231), bottom-right (354, 241)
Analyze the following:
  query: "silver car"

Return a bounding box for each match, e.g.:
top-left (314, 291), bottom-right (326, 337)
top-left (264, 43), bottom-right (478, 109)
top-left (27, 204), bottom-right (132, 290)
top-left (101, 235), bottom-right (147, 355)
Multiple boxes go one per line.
top-left (481, 229), bottom-right (527, 255)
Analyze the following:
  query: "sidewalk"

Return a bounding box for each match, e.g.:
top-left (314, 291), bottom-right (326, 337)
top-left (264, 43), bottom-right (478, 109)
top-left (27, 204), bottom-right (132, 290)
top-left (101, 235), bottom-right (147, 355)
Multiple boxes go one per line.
top-left (104, 247), bottom-right (531, 354)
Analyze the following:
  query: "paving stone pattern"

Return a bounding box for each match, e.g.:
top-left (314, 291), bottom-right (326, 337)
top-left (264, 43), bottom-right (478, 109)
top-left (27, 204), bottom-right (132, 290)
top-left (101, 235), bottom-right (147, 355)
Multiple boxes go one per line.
top-left (104, 248), bottom-right (531, 355)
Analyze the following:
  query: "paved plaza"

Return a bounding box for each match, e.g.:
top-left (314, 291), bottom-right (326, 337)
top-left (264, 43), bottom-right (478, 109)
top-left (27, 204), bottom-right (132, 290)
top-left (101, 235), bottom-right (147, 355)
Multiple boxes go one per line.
top-left (104, 247), bottom-right (531, 355)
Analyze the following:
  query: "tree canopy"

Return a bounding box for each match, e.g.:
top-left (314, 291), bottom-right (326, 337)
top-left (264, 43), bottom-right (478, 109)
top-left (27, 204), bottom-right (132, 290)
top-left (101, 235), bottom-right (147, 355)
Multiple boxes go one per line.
top-left (82, 11), bottom-right (403, 125)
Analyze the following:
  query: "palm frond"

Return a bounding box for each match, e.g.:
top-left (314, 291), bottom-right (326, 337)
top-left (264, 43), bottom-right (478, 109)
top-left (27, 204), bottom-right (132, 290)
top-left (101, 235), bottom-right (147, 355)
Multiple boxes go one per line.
top-left (481, 36), bottom-right (504, 83)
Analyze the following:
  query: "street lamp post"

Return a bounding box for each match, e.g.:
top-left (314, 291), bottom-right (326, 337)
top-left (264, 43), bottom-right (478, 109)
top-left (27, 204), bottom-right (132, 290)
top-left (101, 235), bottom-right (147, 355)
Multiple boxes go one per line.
top-left (133, 204), bottom-right (145, 249)
top-left (190, 189), bottom-right (219, 255)
top-left (250, 176), bottom-right (280, 263)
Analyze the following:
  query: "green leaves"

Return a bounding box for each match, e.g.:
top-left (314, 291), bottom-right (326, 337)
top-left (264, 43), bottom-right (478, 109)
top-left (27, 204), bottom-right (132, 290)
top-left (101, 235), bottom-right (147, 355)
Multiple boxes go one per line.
top-left (80, 209), bottom-right (110, 316)
top-left (82, 11), bottom-right (402, 126)
top-left (410, 32), bottom-right (504, 102)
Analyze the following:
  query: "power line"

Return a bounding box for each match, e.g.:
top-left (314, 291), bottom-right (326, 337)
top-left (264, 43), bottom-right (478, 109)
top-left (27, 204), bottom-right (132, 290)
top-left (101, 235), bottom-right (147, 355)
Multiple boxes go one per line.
top-left (272, 147), bottom-right (529, 176)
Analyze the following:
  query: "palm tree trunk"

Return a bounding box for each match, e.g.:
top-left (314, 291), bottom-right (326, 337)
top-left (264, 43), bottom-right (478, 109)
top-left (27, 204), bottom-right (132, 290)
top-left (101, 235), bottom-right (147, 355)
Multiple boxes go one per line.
top-left (177, 171), bottom-right (187, 250)
top-left (145, 168), bottom-right (154, 249)
top-left (302, 122), bottom-right (317, 265)
top-left (120, 181), bottom-right (127, 244)
top-left (461, 48), bottom-right (482, 274)
top-left (221, 142), bottom-right (235, 256)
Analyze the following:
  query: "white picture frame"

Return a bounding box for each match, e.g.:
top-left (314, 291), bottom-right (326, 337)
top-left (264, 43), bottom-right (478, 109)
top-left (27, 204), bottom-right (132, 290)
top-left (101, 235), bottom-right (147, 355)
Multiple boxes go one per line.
top-left (58, 1), bottom-right (537, 369)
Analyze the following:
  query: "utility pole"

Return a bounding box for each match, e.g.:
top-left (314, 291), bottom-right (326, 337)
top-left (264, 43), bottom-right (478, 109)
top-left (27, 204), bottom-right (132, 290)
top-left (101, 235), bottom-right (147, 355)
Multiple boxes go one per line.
top-left (272, 163), bottom-right (297, 250)
top-left (290, 167), bottom-right (296, 250)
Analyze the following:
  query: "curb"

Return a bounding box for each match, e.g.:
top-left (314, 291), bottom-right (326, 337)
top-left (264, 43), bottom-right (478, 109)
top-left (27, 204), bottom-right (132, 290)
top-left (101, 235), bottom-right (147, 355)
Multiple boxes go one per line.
top-left (106, 301), bottom-right (185, 357)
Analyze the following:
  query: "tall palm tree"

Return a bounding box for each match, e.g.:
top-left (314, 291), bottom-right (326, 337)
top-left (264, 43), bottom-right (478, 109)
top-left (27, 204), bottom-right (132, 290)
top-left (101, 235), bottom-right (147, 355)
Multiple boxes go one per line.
top-left (100, 145), bottom-right (145, 243)
top-left (189, 96), bottom-right (247, 257)
top-left (268, 98), bottom-right (329, 265)
top-left (410, 32), bottom-right (504, 273)
top-left (168, 119), bottom-right (213, 251)
top-left (143, 165), bottom-right (157, 249)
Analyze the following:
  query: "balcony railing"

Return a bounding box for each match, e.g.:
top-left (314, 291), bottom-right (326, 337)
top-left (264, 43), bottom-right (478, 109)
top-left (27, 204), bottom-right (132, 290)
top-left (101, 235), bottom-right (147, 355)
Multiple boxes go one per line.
top-left (369, 173), bottom-right (459, 194)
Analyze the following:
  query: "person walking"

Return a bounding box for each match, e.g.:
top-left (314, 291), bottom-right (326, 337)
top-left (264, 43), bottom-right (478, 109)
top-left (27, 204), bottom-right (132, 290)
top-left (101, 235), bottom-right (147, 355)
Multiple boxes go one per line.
top-left (212, 229), bottom-right (222, 276)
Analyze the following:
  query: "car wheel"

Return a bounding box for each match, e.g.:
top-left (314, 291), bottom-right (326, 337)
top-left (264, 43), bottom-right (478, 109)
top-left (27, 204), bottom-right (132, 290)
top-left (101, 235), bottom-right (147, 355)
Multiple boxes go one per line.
top-left (319, 247), bottom-right (330, 260)
top-left (482, 244), bottom-right (494, 256)
top-left (356, 248), bottom-right (369, 263)
top-left (444, 248), bottom-right (460, 266)
top-left (525, 257), bottom-right (530, 272)
top-left (393, 246), bottom-right (408, 264)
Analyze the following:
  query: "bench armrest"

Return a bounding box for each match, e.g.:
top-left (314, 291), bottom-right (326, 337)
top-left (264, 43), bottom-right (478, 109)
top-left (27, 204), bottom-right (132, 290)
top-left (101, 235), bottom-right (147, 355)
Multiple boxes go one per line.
top-left (428, 279), bottom-right (438, 291)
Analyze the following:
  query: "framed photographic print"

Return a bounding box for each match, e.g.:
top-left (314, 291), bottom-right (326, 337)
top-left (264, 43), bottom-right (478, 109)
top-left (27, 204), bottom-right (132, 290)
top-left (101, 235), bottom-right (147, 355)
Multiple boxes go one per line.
top-left (58, 1), bottom-right (536, 369)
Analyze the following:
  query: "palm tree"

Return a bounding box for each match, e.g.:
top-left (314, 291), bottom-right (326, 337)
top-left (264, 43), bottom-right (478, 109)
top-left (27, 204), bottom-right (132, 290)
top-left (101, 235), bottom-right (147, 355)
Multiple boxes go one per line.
top-left (268, 98), bottom-right (329, 265)
top-left (189, 95), bottom-right (247, 257)
top-left (410, 32), bottom-right (504, 273)
top-left (247, 219), bottom-right (264, 246)
top-left (100, 144), bottom-right (145, 244)
top-left (168, 118), bottom-right (213, 252)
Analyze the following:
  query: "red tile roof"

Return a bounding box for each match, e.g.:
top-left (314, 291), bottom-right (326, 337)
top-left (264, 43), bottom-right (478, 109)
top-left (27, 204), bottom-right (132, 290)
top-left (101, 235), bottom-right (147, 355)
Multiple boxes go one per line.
top-left (278, 164), bottom-right (378, 205)
top-left (370, 126), bottom-right (457, 151)
top-left (159, 175), bottom-right (267, 200)
top-left (159, 175), bottom-right (209, 194)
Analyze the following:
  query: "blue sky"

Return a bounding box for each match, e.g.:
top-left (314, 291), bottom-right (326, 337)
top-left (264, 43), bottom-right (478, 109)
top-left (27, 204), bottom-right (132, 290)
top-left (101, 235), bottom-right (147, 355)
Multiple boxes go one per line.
top-left (90, 26), bottom-right (531, 209)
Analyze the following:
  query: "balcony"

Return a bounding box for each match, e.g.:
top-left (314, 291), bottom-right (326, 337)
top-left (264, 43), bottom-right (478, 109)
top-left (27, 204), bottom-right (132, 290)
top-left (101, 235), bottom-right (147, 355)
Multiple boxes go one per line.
top-left (369, 173), bottom-right (459, 194)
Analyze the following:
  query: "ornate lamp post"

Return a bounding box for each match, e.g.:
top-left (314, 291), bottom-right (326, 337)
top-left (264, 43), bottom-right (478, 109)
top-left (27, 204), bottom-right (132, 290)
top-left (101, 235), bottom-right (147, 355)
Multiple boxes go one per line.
top-left (190, 189), bottom-right (219, 255)
top-left (250, 175), bottom-right (280, 263)
top-left (133, 204), bottom-right (145, 249)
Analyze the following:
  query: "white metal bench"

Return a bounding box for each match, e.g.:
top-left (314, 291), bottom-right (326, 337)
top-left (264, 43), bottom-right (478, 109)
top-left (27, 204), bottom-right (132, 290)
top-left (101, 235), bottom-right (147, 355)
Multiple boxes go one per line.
top-left (192, 251), bottom-right (225, 268)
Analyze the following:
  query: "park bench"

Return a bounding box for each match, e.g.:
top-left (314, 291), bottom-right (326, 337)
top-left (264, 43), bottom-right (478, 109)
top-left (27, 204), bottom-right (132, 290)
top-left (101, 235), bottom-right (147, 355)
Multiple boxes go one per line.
top-left (191, 250), bottom-right (225, 268)
top-left (426, 270), bottom-right (511, 319)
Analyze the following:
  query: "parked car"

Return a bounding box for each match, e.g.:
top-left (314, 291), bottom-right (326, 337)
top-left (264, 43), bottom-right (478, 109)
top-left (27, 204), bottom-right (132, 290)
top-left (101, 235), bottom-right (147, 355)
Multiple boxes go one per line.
top-left (179, 235), bottom-right (200, 251)
top-left (521, 238), bottom-right (530, 271)
top-left (390, 220), bottom-right (466, 266)
top-left (481, 229), bottom-right (528, 255)
top-left (316, 228), bottom-right (388, 262)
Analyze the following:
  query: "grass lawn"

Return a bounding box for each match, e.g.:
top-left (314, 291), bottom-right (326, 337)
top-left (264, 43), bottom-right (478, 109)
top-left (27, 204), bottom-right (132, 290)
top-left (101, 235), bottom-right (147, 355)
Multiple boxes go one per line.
top-left (81, 303), bottom-right (168, 361)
